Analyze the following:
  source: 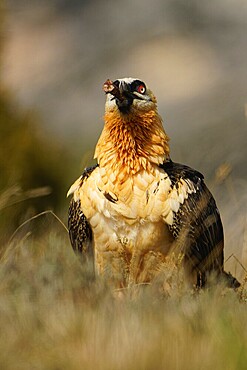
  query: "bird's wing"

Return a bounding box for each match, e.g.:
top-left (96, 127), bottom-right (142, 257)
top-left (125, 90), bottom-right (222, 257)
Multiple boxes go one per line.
top-left (68, 165), bottom-right (98, 260)
top-left (161, 160), bottom-right (224, 284)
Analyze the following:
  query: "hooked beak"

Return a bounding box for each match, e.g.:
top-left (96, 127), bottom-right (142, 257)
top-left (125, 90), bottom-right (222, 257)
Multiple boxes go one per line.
top-left (103, 79), bottom-right (135, 113)
top-left (116, 81), bottom-right (134, 113)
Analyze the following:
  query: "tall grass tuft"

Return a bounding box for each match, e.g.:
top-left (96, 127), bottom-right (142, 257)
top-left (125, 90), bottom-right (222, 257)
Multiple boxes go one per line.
top-left (0, 218), bottom-right (246, 370)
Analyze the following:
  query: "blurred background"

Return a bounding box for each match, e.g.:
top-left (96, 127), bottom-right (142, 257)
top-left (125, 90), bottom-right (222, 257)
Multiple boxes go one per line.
top-left (0, 0), bottom-right (246, 277)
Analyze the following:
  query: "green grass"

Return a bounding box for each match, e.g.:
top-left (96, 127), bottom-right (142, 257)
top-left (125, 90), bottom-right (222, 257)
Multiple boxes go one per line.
top-left (0, 226), bottom-right (246, 370)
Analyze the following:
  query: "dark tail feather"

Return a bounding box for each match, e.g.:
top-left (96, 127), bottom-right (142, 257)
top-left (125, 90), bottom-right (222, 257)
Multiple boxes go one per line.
top-left (222, 271), bottom-right (241, 289)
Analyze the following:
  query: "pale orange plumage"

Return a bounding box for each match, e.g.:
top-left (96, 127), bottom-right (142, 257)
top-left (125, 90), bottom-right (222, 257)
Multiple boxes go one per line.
top-left (68, 77), bottom-right (240, 289)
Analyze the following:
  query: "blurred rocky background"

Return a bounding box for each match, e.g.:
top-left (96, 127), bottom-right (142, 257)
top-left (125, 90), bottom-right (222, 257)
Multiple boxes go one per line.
top-left (1, 0), bottom-right (247, 277)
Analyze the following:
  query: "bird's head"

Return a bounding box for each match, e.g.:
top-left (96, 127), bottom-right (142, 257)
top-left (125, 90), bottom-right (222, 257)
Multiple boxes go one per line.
top-left (96, 77), bottom-right (170, 178)
top-left (103, 77), bottom-right (157, 115)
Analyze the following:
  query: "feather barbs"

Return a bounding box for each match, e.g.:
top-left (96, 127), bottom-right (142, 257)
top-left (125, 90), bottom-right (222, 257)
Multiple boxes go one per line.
top-left (94, 108), bottom-right (170, 184)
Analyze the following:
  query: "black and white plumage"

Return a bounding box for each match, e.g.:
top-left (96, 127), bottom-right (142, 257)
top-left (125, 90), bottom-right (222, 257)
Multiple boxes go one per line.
top-left (161, 160), bottom-right (224, 286)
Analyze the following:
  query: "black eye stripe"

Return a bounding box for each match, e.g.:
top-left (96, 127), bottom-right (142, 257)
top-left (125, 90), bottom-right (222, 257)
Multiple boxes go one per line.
top-left (130, 80), bottom-right (146, 92)
top-left (111, 79), bottom-right (146, 95)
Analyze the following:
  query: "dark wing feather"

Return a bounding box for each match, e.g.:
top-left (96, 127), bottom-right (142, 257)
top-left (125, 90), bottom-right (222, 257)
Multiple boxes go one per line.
top-left (68, 198), bottom-right (93, 256)
top-left (68, 165), bottom-right (98, 262)
top-left (162, 160), bottom-right (226, 286)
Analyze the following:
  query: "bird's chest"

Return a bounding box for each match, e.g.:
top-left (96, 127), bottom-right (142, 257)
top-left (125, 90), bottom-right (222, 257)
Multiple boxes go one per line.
top-left (75, 167), bottom-right (175, 285)
top-left (78, 167), bottom-right (172, 251)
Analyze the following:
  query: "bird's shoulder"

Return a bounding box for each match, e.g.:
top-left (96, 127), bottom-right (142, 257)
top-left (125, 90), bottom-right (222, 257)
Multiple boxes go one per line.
top-left (67, 164), bottom-right (98, 198)
top-left (157, 160), bottom-right (206, 225)
top-left (160, 159), bottom-right (204, 188)
top-left (160, 160), bottom-right (221, 239)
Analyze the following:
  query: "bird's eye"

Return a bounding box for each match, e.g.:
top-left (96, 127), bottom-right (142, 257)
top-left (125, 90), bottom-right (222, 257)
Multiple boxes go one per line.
top-left (137, 84), bottom-right (146, 94)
